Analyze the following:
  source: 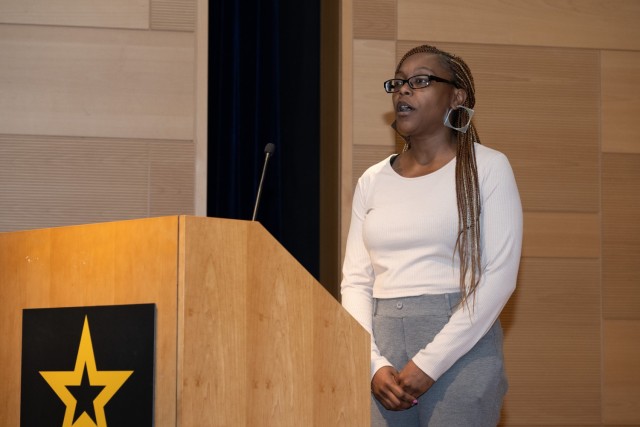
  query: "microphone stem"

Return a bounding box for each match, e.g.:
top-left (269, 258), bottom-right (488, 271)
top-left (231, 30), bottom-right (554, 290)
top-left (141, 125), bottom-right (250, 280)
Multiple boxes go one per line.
top-left (252, 153), bottom-right (271, 221)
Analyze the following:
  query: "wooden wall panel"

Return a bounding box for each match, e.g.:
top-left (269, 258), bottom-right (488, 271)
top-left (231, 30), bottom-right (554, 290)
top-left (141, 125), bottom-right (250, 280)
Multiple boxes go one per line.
top-left (0, 135), bottom-right (195, 232)
top-left (602, 153), bottom-right (640, 320)
top-left (353, 0), bottom-right (396, 40)
top-left (500, 258), bottom-right (601, 425)
top-left (0, 25), bottom-right (195, 141)
top-left (151, 0), bottom-right (196, 32)
top-left (397, 0), bottom-right (640, 50)
top-left (0, 0), bottom-right (148, 29)
top-left (193, 0), bottom-right (209, 215)
top-left (396, 42), bottom-right (601, 213)
top-left (150, 140), bottom-right (195, 217)
top-left (340, 0), bottom-right (355, 255)
top-left (603, 320), bottom-right (640, 425)
top-left (602, 50), bottom-right (640, 154)
top-left (353, 40), bottom-right (397, 149)
top-left (522, 212), bottom-right (600, 258)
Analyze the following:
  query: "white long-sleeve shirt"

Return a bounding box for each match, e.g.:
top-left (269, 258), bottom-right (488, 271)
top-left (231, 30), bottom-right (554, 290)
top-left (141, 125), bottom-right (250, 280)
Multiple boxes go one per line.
top-left (341, 143), bottom-right (523, 381)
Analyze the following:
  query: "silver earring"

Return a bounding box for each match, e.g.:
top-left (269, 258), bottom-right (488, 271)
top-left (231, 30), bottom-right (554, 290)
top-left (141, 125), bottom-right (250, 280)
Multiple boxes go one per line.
top-left (444, 105), bottom-right (474, 133)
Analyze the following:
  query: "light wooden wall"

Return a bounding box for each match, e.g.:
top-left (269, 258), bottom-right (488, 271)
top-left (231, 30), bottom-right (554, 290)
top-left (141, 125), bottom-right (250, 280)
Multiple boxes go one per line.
top-left (0, 0), bottom-right (208, 232)
top-left (340, 0), bottom-right (640, 425)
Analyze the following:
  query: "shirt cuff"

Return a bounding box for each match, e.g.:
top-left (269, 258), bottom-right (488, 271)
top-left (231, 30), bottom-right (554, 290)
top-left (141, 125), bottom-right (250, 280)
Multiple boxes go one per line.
top-left (371, 355), bottom-right (393, 380)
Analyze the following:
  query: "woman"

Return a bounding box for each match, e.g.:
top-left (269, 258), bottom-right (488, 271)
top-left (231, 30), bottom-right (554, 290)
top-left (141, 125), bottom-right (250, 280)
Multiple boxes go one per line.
top-left (341, 44), bottom-right (523, 426)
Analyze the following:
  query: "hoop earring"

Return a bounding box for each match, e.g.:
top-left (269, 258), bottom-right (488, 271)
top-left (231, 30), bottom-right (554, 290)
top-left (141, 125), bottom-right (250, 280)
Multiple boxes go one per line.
top-left (444, 105), bottom-right (474, 133)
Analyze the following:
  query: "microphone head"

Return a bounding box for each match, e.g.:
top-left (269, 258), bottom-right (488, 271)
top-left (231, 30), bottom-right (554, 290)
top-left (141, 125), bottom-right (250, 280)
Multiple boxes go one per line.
top-left (264, 143), bottom-right (276, 154)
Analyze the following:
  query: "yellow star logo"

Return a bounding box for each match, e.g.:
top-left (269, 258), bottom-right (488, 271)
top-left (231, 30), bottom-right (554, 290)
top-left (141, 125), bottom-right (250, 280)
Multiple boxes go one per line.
top-left (40, 316), bottom-right (133, 427)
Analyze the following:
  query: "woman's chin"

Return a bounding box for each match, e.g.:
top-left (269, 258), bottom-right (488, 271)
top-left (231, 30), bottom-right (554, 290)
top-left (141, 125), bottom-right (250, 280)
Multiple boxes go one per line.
top-left (394, 123), bottom-right (414, 138)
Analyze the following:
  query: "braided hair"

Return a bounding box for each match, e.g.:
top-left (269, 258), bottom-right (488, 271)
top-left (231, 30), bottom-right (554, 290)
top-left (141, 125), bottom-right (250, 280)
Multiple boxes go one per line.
top-left (396, 45), bottom-right (482, 310)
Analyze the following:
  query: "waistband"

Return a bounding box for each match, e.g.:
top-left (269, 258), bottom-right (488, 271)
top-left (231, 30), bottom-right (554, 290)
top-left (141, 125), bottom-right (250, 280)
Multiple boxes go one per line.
top-left (373, 293), bottom-right (461, 317)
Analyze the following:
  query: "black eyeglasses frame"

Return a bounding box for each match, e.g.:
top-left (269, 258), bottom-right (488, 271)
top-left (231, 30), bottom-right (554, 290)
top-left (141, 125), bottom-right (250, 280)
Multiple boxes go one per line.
top-left (383, 74), bottom-right (457, 93)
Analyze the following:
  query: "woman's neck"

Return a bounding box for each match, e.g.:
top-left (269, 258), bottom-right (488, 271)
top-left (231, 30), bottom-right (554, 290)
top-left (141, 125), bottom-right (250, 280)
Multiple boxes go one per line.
top-left (395, 134), bottom-right (457, 177)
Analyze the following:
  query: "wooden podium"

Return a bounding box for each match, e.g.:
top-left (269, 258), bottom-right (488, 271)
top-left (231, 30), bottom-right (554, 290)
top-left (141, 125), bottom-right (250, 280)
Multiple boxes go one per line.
top-left (0, 216), bottom-right (370, 426)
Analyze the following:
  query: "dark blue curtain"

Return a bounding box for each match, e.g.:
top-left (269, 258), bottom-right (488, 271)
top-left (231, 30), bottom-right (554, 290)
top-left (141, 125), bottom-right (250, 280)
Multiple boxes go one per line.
top-left (208, 0), bottom-right (320, 278)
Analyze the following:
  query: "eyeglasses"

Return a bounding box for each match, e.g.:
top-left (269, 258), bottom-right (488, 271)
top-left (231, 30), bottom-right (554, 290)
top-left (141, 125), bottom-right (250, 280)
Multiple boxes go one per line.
top-left (383, 74), bottom-right (456, 93)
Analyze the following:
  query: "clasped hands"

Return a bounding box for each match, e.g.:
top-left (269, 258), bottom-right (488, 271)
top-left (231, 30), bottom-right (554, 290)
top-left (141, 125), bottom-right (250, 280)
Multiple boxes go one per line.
top-left (371, 360), bottom-right (435, 411)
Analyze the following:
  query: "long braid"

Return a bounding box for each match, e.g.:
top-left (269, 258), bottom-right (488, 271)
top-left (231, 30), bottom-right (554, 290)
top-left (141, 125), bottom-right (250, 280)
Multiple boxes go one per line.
top-left (397, 45), bottom-right (482, 310)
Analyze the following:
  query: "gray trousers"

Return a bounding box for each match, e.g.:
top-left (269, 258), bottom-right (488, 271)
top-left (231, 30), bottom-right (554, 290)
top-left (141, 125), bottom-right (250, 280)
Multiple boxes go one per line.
top-left (371, 294), bottom-right (507, 427)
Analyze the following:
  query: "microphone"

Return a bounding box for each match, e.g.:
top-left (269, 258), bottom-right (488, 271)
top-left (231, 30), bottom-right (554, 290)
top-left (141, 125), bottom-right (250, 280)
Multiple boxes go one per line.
top-left (251, 143), bottom-right (276, 221)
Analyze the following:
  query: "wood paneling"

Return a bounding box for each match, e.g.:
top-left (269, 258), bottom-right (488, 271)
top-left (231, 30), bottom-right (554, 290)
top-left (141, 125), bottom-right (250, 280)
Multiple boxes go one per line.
top-left (194, 0), bottom-right (209, 215)
top-left (0, 25), bottom-right (194, 140)
top-left (522, 212), bottom-right (600, 258)
top-left (178, 217), bottom-right (371, 426)
top-left (396, 42), bottom-right (600, 213)
top-left (603, 320), bottom-right (640, 425)
top-left (397, 0), bottom-right (640, 50)
top-left (340, 0), bottom-right (355, 258)
top-left (0, 135), bottom-right (195, 232)
top-left (353, 40), bottom-right (397, 148)
top-left (246, 232), bottom-right (314, 426)
top-left (150, 140), bottom-right (196, 217)
top-left (0, 0), bottom-right (148, 29)
top-left (500, 258), bottom-right (601, 425)
top-left (151, 0), bottom-right (196, 32)
top-left (1, 217), bottom-right (371, 426)
top-left (602, 153), bottom-right (640, 320)
top-left (353, 0), bottom-right (396, 40)
top-left (602, 50), bottom-right (640, 154)
top-left (0, 217), bottom-right (180, 426)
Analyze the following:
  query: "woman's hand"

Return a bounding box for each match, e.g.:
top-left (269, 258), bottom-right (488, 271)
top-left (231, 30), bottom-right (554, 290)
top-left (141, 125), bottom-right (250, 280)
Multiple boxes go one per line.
top-left (371, 366), bottom-right (417, 410)
top-left (397, 360), bottom-right (435, 397)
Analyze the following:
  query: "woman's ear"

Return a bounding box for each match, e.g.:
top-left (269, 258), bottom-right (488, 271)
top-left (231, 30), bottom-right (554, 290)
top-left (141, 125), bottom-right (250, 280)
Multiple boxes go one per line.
top-left (451, 88), bottom-right (468, 108)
